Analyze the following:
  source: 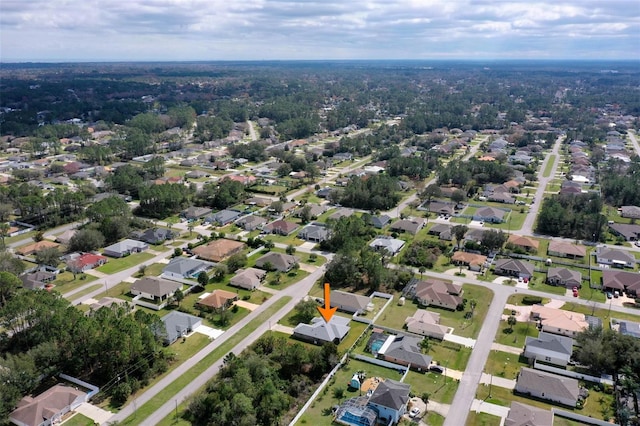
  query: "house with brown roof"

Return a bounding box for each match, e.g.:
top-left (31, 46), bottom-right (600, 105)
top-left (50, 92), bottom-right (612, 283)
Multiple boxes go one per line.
top-left (451, 251), bottom-right (487, 272)
top-left (130, 276), bottom-right (182, 306)
top-left (547, 241), bottom-right (586, 260)
top-left (413, 278), bottom-right (463, 310)
top-left (196, 289), bottom-right (238, 312)
top-left (10, 384), bottom-right (88, 426)
top-left (255, 252), bottom-right (298, 272)
top-left (602, 270), bottom-right (640, 297)
top-left (229, 267), bottom-right (266, 290)
top-left (389, 218), bottom-right (425, 235)
top-left (16, 240), bottom-right (60, 256)
top-left (505, 402), bottom-right (554, 426)
top-left (507, 235), bottom-right (539, 252)
top-left (264, 220), bottom-right (299, 236)
top-left (515, 368), bottom-right (580, 407)
top-left (404, 309), bottom-right (449, 340)
top-left (193, 239), bottom-right (246, 262)
top-left (224, 174), bottom-right (257, 186)
top-left (547, 267), bottom-right (582, 289)
top-left (530, 305), bottom-right (590, 338)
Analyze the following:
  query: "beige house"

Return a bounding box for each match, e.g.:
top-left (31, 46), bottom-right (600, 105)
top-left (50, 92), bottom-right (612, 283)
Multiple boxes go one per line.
top-left (413, 278), bottom-right (463, 310)
top-left (530, 305), bottom-right (589, 337)
top-left (405, 309), bottom-right (449, 339)
top-left (193, 239), bottom-right (245, 262)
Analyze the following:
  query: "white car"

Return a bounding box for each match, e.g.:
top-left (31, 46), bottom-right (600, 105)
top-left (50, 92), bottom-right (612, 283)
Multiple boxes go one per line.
top-left (410, 407), bottom-right (421, 417)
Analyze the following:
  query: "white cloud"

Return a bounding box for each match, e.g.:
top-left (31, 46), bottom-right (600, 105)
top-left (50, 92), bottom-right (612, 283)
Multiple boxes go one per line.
top-left (0, 0), bottom-right (638, 61)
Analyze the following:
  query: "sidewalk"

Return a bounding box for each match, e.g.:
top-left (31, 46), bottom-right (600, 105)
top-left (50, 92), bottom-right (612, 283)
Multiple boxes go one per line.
top-left (490, 342), bottom-right (523, 355)
top-left (479, 372), bottom-right (516, 389)
top-left (471, 399), bottom-right (510, 417)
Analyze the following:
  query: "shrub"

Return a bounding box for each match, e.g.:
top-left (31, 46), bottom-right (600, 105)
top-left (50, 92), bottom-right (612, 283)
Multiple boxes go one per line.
top-left (522, 296), bottom-right (543, 305)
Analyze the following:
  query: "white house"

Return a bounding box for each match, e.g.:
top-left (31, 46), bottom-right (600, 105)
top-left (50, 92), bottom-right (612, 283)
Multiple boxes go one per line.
top-left (523, 332), bottom-right (573, 367)
top-left (515, 368), bottom-right (580, 407)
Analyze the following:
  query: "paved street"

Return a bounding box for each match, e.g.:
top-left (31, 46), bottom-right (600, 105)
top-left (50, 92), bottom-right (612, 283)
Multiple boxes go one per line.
top-left (627, 130), bottom-right (640, 156)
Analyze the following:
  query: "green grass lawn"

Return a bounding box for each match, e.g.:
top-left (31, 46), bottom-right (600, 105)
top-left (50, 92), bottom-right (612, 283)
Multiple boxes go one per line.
top-left (484, 351), bottom-right (528, 380)
top-left (96, 252), bottom-right (156, 274)
top-left (494, 320), bottom-right (538, 348)
top-left (427, 341), bottom-right (473, 371)
top-left (579, 285), bottom-right (606, 303)
top-left (375, 284), bottom-right (493, 339)
top-left (507, 294), bottom-right (550, 305)
top-left (561, 301), bottom-right (640, 323)
top-left (138, 262), bottom-right (166, 277)
top-left (528, 281), bottom-right (569, 296)
top-left (543, 155), bottom-right (557, 178)
top-left (67, 284), bottom-right (103, 301)
top-left (485, 210), bottom-right (527, 231)
top-left (403, 370), bottom-right (460, 404)
top-left (119, 297), bottom-right (292, 425)
top-left (53, 271), bottom-right (99, 295)
top-left (62, 413), bottom-right (95, 426)
top-left (553, 417), bottom-right (594, 426)
top-left (264, 269), bottom-right (310, 289)
top-left (466, 412), bottom-right (502, 426)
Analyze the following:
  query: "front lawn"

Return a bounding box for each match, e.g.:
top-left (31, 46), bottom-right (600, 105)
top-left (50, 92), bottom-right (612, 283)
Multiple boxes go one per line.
top-left (484, 351), bottom-right (528, 380)
top-left (53, 271), bottom-right (99, 295)
top-left (427, 341), bottom-right (473, 371)
top-left (494, 320), bottom-right (538, 348)
top-left (63, 413), bottom-right (95, 426)
top-left (528, 281), bottom-right (569, 296)
top-left (465, 412), bottom-right (502, 426)
top-left (403, 370), bottom-right (460, 404)
top-left (96, 252), bottom-right (156, 274)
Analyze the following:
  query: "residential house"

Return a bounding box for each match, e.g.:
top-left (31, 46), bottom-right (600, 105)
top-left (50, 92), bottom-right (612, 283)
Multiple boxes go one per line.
top-left (328, 208), bottom-right (354, 221)
top-left (292, 316), bottom-right (351, 345)
top-left (130, 276), bottom-right (182, 305)
top-left (595, 247), bottom-right (635, 268)
top-left (245, 197), bottom-right (271, 207)
top-left (413, 278), bottom-right (463, 310)
top-left (89, 297), bottom-right (132, 312)
top-left (229, 267), bottom-right (267, 290)
top-left (160, 311), bottom-right (202, 345)
top-left (473, 207), bottom-right (507, 223)
top-left (330, 290), bottom-right (371, 314)
top-left (494, 259), bottom-right (535, 279)
top-left (609, 223), bottom-right (640, 242)
top-left (196, 290), bottom-right (238, 312)
top-left (298, 224), bottom-right (331, 243)
top-left (132, 228), bottom-right (175, 245)
top-left (515, 368), bottom-right (580, 407)
top-left (205, 209), bottom-right (242, 226)
top-left (10, 384), bottom-right (87, 426)
top-left (614, 319), bottom-right (640, 339)
top-left (181, 206), bottom-right (213, 221)
top-left (185, 170), bottom-right (209, 179)
top-left (162, 257), bottom-right (213, 280)
top-left (103, 239), bottom-right (148, 258)
top-left (428, 223), bottom-right (453, 240)
top-left (547, 268), bottom-right (582, 289)
top-left (620, 205), bottom-right (640, 219)
top-left (193, 239), bottom-right (245, 262)
top-left (55, 229), bottom-right (77, 245)
top-left (369, 236), bottom-right (405, 256)
top-left (602, 270), bottom-right (640, 297)
top-left (451, 251), bottom-right (487, 272)
top-left (547, 241), bottom-right (586, 260)
top-left (295, 203), bottom-right (326, 220)
top-left (405, 309), bottom-right (448, 340)
top-left (255, 252), bottom-right (298, 272)
top-left (223, 175), bottom-right (257, 186)
top-left (367, 379), bottom-right (411, 424)
top-left (530, 305), bottom-right (591, 338)
top-left (66, 253), bottom-right (108, 272)
top-left (488, 192), bottom-right (516, 204)
top-left (315, 187), bottom-right (334, 198)
top-left (20, 271), bottom-right (55, 290)
top-left (369, 215), bottom-right (392, 229)
top-left (389, 218), bottom-right (425, 235)
top-left (505, 402), bottom-right (554, 426)
top-left (377, 334), bottom-right (433, 372)
top-left (425, 201), bottom-right (455, 216)
top-left (236, 215), bottom-right (267, 231)
top-left (264, 220), bottom-right (299, 236)
top-left (507, 235), bottom-right (539, 252)
top-left (524, 331), bottom-right (574, 367)
top-left (16, 240), bottom-right (60, 256)
top-left (464, 229), bottom-right (488, 244)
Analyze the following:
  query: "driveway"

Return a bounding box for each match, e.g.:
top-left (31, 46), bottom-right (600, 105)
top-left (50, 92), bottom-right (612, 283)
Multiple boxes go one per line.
top-left (71, 403), bottom-right (113, 425)
top-left (234, 300), bottom-right (260, 311)
top-left (470, 399), bottom-right (511, 418)
top-left (193, 325), bottom-right (224, 339)
top-left (443, 333), bottom-right (476, 348)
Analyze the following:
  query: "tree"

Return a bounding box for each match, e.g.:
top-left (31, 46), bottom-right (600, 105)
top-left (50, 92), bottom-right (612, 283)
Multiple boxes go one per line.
top-left (0, 222), bottom-right (9, 249)
top-left (292, 299), bottom-right (318, 324)
top-left (299, 205), bottom-right (313, 224)
top-left (68, 229), bottom-right (105, 253)
top-left (263, 240), bottom-right (275, 251)
top-left (452, 225), bottom-right (468, 249)
top-left (187, 222), bottom-right (195, 236)
top-left (0, 271), bottom-right (21, 307)
top-left (226, 253), bottom-right (247, 273)
top-left (212, 264), bottom-right (228, 281)
top-left (0, 251), bottom-right (26, 276)
top-left (507, 315), bottom-right (517, 332)
top-left (174, 288), bottom-right (184, 307)
top-left (173, 247), bottom-right (183, 257)
top-left (197, 271), bottom-right (209, 288)
top-left (34, 247), bottom-right (61, 268)
top-left (421, 184), bottom-right (442, 204)
top-left (451, 189), bottom-right (466, 204)
top-left (481, 229), bottom-right (507, 253)
top-left (420, 337), bottom-right (431, 353)
top-left (32, 230), bottom-right (44, 242)
top-left (138, 264), bottom-right (147, 277)
top-left (285, 244), bottom-right (296, 255)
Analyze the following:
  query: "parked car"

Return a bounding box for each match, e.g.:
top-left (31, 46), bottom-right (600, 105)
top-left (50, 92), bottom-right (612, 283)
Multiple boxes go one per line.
top-left (614, 291), bottom-right (620, 298)
top-left (429, 365), bottom-right (444, 374)
top-left (410, 407), bottom-right (421, 417)
top-left (606, 292), bottom-right (613, 299)
top-left (573, 290), bottom-right (578, 297)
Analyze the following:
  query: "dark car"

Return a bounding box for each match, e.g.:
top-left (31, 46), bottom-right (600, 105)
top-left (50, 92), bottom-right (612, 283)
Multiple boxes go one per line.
top-left (429, 365), bottom-right (444, 374)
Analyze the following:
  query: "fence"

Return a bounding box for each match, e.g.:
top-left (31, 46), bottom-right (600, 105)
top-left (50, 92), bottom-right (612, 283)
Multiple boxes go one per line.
top-left (552, 408), bottom-right (619, 426)
top-left (533, 360), bottom-right (613, 386)
top-left (60, 373), bottom-right (100, 400)
top-left (352, 354), bottom-right (408, 373)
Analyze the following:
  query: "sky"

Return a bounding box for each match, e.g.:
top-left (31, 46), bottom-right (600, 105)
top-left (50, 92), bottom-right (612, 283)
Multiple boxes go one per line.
top-left (1, 0), bottom-right (639, 62)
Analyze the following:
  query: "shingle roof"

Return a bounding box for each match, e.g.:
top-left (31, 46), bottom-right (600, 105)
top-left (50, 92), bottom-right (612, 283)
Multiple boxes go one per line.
top-left (131, 276), bottom-right (181, 298)
top-left (293, 316), bottom-right (351, 344)
top-left (516, 368), bottom-right (579, 404)
top-left (525, 331), bottom-right (573, 356)
top-left (369, 379), bottom-right (411, 411)
top-left (10, 385), bottom-right (86, 426)
top-left (381, 335), bottom-right (433, 368)
top-left (505, 402), bottom-right (553, 426)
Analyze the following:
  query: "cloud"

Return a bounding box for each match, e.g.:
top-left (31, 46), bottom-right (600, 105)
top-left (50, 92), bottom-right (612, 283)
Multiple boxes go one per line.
top-left (1, 0), bottom-right (638, 61)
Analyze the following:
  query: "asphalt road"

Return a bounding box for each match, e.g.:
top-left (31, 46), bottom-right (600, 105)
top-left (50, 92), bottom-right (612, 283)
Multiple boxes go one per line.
top-left (628, 130), bottom-right (640, 157)
top-left (520, 134), bottom-right (564, 236)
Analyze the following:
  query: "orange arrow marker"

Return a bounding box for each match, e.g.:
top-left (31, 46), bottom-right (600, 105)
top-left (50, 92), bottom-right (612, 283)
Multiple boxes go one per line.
top-left (317, 282), bottom-right (337, 323)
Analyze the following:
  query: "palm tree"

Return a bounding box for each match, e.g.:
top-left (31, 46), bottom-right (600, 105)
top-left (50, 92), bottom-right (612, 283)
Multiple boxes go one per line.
top-left (507, 315), bottom-right (517, 332)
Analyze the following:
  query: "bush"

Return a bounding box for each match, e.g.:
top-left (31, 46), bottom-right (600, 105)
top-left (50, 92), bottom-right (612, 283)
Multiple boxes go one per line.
top-left (522, 296), bottom-right (543, 305)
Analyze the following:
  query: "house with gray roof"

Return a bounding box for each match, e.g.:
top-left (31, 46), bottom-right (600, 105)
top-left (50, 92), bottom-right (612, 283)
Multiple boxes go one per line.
top-left (298, 224), bottom-right (331, 243)
top-left (474, 207), bottom-right (507, 223)
top-left (369, 236), bottom-right (405, 256)
top-left (425, 201), bottom-right (455, 216)
top-left (621, 205), bottom-right (640, 219)
top-left (292, 316), bottom-right (351, 345)
top-left (205, 209), bottom-right (242, 225)
top-left (368, 379), bottom-right (411, 424)
top-left (229, 267), bottom-right (266, 290)
top-left (103, 239), bottom-right (149, 258)
top-left (515, 368), bottom-right (580, 407)
top-left (378, 334), bottom-right (433, 371)
top-left (328, 207), bottom-right (355, 221)
top-left (495, 259), bottom-right (535, 279)
top-left (181, 206), bottom-right (212, 220)
top-left (255, 252), bottom-right (298, 272)
top-left (595, 247), bottom-right (635, 268)
top-left (505, 402), bottom-right (553, 426)
top-left (330, 290), bottom-right (371, 314)
top-left (524, 331), bottom-right (574, 367)
top-left (132, 228), bottom-right (175, 245)
top-left (236, 215), bottom-right (267, 231)
top-left (162, 257), bottom-right (214, 280)
top-left (369, 214), bottom-right (392, 229)
top-left (160, 311), bottom-right (202, 345)
top-left (613, 318), bottom-right (640, 339)
top-left (609, 223), bottom-right (640, 241)
top-left (428, 223), bottom-right (453, 240)
top-left (295, 203), bottom-right (326, 220)
top-left (131, 276), bottom-right (182, 305)
top-left (546, 267), bottom-right (582, 289)
top-left (389, 218), bottom-right (425, 235)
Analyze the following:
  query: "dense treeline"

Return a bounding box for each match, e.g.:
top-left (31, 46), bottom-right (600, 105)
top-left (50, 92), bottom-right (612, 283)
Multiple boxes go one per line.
top-left (536, 193), bottom-right (606, 240)
top-left (601, 158), bottom-right (640, 207)
top-left (438, 158), bottom-right (514, 187)
top-left (184, 334), bottom-right (338, 426)
top-left (333, 174), bottom-right (401, 211)
top-left (0, 284), bottom-right (169, 420)
top-left (196, 179), bottom-right (247, 210)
